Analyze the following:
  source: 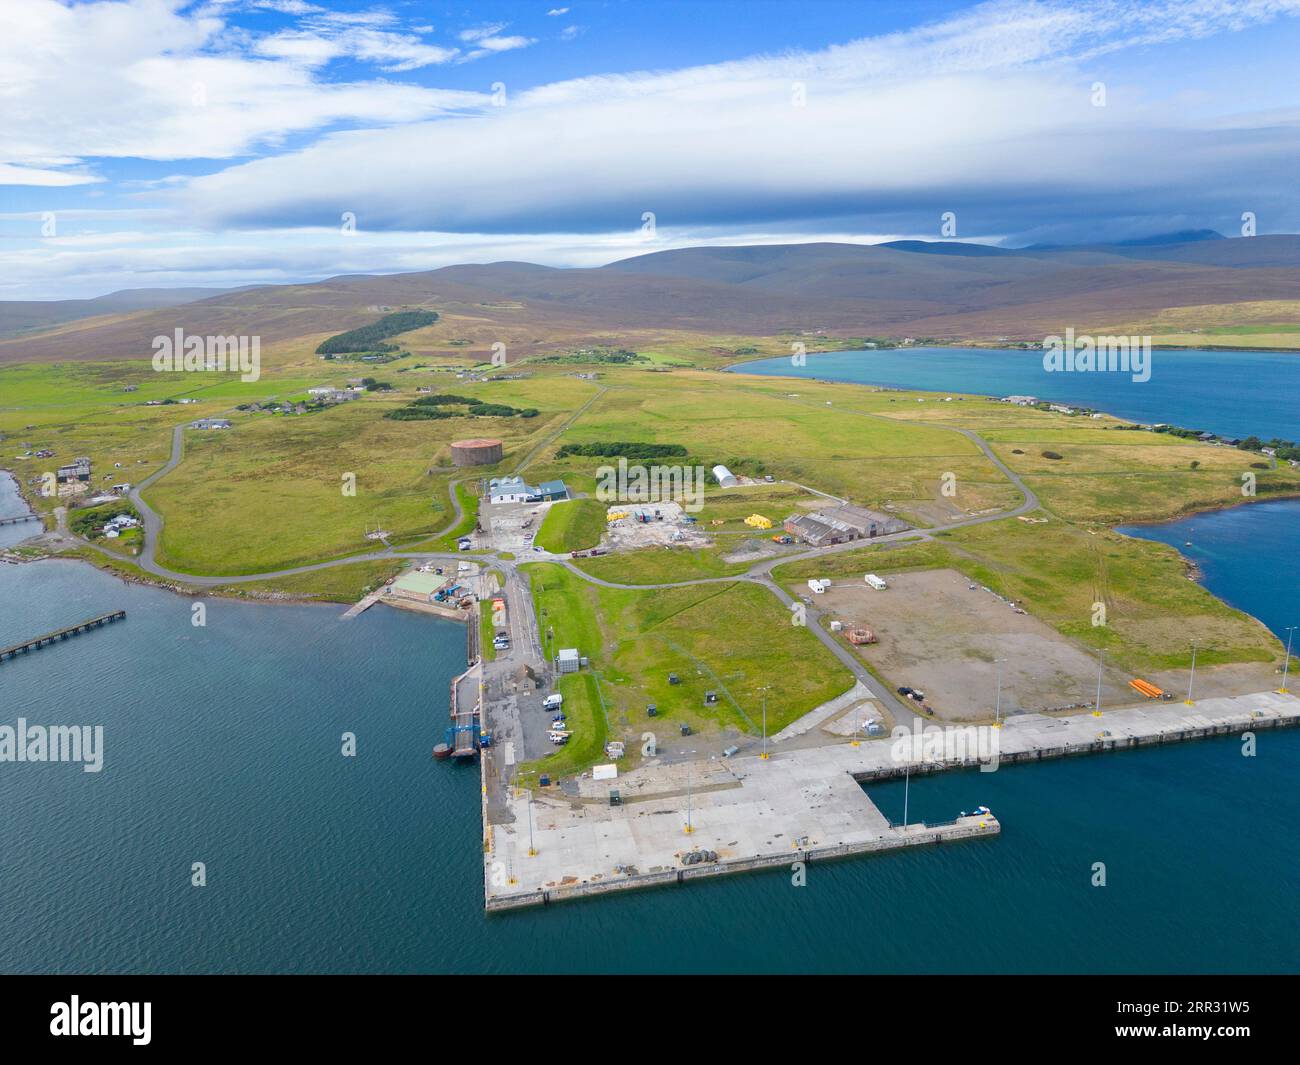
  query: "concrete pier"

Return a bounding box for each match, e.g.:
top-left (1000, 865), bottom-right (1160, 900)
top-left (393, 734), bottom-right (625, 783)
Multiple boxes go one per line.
top-left (483, 688), bottom-right (1299, 912)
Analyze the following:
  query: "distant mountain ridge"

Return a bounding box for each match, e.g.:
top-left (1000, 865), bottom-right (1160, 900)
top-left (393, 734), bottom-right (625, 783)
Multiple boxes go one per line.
top-left (3, 235), bottom-right (1299, 363)
top-left (0, 287), bottom-right (239, 340)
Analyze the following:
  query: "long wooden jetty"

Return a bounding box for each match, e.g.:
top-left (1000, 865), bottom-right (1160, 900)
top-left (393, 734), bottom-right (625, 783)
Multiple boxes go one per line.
top-left (0, 610), bottom-right (126, 663)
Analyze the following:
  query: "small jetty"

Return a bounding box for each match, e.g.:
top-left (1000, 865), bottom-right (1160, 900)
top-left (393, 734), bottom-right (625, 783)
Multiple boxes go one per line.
top-left (0, 514), bottom-right (39, 527)
top-left (0, 610), bottom-right (126, 663)
top-left (439, 664), bottom-right (483, 759)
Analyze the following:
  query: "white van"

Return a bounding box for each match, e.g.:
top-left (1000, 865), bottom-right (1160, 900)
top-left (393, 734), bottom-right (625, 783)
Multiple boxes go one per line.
top-left (543, 693), bottom-right (564, 711)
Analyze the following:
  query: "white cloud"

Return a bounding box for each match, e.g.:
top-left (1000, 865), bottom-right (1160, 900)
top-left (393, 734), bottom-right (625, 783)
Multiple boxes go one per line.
top-left (7, 0), bottom-right (1300, 299)
top-left (169, 0), bottom-right (1300, 239)
top-left (457, 22), bottom-right (536, 58)
top-left (0, 0), bottom-right (481, 176)
top-left (547, 8), bottom-right (570, 15)
top-left (255, 28), bottom-right (460, 70)
top-left (0, 163), bottom-right (103, 187)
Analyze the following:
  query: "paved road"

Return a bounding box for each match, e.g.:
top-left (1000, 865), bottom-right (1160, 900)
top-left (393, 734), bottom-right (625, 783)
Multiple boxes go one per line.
top-left (103, 424), bottom-right (473, 585)
top-left (63, 408), bottom-right (1041, 732)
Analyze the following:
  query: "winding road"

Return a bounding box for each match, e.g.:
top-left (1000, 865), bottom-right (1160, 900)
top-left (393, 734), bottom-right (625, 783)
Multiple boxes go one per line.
top-left (60, 401), bottom-right (1040, 731)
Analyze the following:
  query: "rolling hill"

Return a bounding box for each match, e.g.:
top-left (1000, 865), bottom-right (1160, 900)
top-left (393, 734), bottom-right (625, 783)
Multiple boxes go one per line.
top-left (3, 235), bottom-right (1299, 364)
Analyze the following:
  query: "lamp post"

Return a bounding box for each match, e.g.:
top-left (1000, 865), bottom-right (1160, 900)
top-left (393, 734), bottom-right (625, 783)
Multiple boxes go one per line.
top-left (1281, 626), bottom-right (1296, 694)
top-left (1185, 641), bottom-right (1198, 706)
top-left (527, 788), bottom-right (536, 857)
top-left (758, 685), bottom-right (772, 760)
top-left (1093, 649), bottom-right (1104, 717)
top-left (994, 657), bottom-right (1005, 727)
top-left (684, 762), bottom-right (694, 835)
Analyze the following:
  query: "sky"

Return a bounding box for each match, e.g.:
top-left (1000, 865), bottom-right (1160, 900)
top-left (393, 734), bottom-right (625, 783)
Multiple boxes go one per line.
top-left (2, 0), bottom-right (1299, 300)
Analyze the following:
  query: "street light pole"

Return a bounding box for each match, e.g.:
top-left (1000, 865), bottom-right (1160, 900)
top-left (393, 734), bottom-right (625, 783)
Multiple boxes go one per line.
top-left (684, 763), bottom-right (693, 834)
top-left (1185, 641), bottom-right (1198, 706)
top-left (994, 657), bottom-right (1004, 727)
top-left (527, 788), bottom-right (536, 857)
top-left (1281, 626), bottom-right (1296, 694)
top-left (1093, 649), bottom-right (1104, 717)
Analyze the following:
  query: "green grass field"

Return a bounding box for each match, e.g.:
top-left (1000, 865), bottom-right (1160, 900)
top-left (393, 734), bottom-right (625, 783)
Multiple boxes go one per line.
top-left (516, 561), bottom-right (855, 781)
top-left (534, 497), bottom-right (606, 553)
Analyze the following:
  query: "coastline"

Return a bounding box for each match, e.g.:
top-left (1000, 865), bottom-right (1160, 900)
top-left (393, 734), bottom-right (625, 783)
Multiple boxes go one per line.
top-left (725, 354), bottom-right (1300, 528)
top-left (723, 339), bottom-right (1300, 372)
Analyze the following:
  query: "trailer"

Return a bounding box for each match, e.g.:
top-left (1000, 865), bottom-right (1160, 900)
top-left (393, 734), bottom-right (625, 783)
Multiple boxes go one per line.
top-left (864, 574), bottom-right (888, 590)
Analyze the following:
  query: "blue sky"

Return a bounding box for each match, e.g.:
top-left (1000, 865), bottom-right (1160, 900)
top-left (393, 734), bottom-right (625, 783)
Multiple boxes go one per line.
top-left (2, 0), bottom-right (1299, 299)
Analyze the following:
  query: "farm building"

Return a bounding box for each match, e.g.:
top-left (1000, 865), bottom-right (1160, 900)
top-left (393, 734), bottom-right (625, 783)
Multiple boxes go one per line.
top-left (487, 476), bottom-right (535, 504)
top-left (389, 570), bottom-right (449, 603)
top-left (712, 464), bottom-right (738, 488)
top-left (487, 475), bottom-right (568, 504)
top-left (783, 512), bottom-right (858, 547)
top-left (189, 418), bottom-right (232, 430)
top-left (784, 504), bottom-right (909, 546)
top-left (56, 457), bottom-right (91, 483)
top-left (535, 479), bottom-right (569, 501)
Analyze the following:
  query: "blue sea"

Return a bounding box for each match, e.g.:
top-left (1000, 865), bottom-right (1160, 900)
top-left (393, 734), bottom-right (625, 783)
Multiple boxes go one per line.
top-left (733, 346), bottom-right (1299, 442)
top-left (1, 481), bottom-right (1297, 973)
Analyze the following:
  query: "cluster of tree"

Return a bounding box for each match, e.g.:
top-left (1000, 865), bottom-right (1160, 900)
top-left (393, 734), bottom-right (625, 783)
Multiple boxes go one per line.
top-left (386, 407), bottom-right (458, 421)
top-left (1116, 422), bottom-right (1298, 461)
top-left (1238, 436), bottom-right (1300, 461)
top-left (361, 378), bottom-right (392, 391)
top-left (535, 346), bottom-right (646, 365)
top-left (69, 502), bottom-right (140, 539)
top-left (412, 394), bottom-right (478, 406)
top-left (556, 441), bottom-right (689, 461)
top-left (383, 392), bottom-right (537, 422)
top-left (315, 310), bottom-right (439, 355)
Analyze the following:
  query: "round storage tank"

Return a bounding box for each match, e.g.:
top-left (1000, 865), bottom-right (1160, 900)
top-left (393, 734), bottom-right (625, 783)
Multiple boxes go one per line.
top-left (450, 438), bottom-right (504, 467)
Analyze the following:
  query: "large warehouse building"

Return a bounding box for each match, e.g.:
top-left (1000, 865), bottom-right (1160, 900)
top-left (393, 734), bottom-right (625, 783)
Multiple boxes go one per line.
top-left (783, 504), bottom-right (910, 547)
top-left (450, 437), bottom-right (504, 467)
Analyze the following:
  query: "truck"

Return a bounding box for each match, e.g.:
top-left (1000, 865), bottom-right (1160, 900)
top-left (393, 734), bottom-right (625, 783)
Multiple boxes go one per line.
top-left (864, 574), bottom-right (888, 590)
top-left (543, 693), bottom-right (564, 710)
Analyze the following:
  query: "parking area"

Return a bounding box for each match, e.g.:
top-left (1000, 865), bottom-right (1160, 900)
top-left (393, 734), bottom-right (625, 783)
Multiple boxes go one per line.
top-left (484, 499), bottom-right (554, 554)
